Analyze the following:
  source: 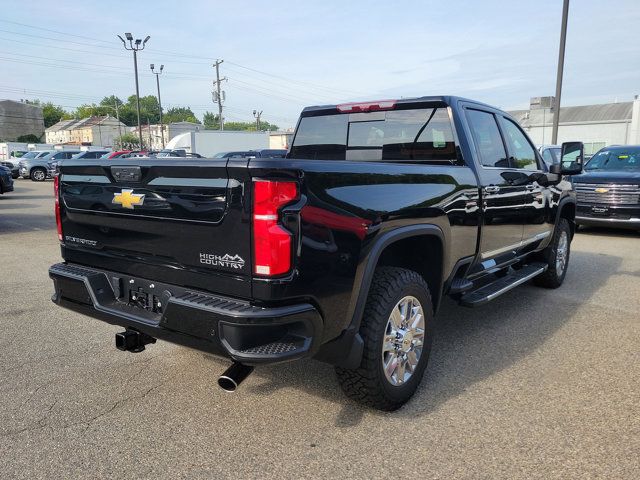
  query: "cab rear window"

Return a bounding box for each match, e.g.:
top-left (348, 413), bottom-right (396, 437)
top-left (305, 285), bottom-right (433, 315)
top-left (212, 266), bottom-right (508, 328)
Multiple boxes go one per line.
top-left (290, 107), bottom-right (457, 162)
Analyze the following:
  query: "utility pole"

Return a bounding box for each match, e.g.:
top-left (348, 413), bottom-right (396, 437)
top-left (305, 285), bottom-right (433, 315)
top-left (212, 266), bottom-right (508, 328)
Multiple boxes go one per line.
top-left (551, 0), bottom-right (570, 145)
top-left (212, 59), bottom-right (227, 131)
top-left (113, 98), bottom-right (122, 140)
top-left (151, 64), bottom-right (165, 148)
top-left (253, 110), bottom-right (263, 131)
top-left (117, 33), bottom-right (150, 149)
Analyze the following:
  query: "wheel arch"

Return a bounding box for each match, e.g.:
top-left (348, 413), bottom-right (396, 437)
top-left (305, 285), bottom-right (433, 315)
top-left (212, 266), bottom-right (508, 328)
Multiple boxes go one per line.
top-left (556, 197), bottom-right (577, 238)
top-left (349, 225), bottom-right (446, 331)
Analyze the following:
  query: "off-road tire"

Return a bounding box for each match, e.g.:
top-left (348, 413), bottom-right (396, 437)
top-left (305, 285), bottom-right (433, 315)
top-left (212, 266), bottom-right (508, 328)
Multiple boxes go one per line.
top-left (336, 267), bottom-right (434, 411)
top-left (534, 218), bottom-right (571, 289)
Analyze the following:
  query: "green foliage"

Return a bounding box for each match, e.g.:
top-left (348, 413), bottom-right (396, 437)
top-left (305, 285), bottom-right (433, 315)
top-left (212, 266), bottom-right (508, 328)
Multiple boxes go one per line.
top-left (16, 134), bottom-right (42, 143)
top-left (164, 106), bottom-right (200, 124)
top-left (23, 96), bottom-right (288, 131)
top-left (114, 133), bottom-right (144, 150)
top-left (25, 99), bottom-right (70, 128)
top-left (203, 111), bottom-right (220, 129)
top-left (203, 111), bottom-right (279, 131)
top-left (223, 120), bottom-right (279, 132)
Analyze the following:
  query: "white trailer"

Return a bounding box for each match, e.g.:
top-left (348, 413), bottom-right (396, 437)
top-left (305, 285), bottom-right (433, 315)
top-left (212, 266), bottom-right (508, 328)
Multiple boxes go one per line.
top-left (165, 131), bottom-right (270, 157)
top-left (0, 142), bottom-right (54, 160)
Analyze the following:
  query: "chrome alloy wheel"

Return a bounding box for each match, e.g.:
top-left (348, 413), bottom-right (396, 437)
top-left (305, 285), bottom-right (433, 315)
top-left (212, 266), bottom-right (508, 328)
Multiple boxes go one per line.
top-left (556, 231), bottom-right (569, 276)
top-left (382, 295), bottom-right (425, 386)
top-left (32, 169), bottom-right (45, 181)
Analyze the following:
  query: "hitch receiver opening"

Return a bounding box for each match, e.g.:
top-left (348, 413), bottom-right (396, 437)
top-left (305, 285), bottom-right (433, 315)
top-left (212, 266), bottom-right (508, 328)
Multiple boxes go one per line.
top-left (115, 329), bottom-right (156, 353)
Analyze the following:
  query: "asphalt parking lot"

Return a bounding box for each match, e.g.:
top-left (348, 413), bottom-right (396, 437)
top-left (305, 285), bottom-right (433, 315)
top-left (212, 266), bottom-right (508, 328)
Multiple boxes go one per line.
top-left (1, 180), bottom-right (638, 479)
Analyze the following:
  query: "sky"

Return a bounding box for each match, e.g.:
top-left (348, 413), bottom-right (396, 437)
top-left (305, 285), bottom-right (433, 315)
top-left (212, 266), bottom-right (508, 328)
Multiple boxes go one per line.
top-left (0, 0), bottom-right (639, 129)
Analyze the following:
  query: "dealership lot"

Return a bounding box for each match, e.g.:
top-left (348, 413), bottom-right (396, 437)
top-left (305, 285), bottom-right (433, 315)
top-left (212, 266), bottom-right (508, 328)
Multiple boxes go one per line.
top-left (1, 181), bottom-right (638, 479)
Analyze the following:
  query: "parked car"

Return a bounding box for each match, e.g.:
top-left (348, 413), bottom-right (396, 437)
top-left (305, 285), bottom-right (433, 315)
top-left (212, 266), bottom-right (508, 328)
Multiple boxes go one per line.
top-left (253, 148), bottom-right (288, 158)
top-left (72, 150), bottom-right (111, 160)
top-left (2, 150), bottom-right (28, 176)
top-left (0, 165), bottom-right (14, 194)
top-left (0, 160), bottom-right (19, 179)
top-left (156, 149), bottom-right (203, 158)
top-left (49, 96), bottom-right (583, 410)
top-left (212, 151), bottom-right (256, 159)
top-left (101, 150), bottom-right (132, 159)
top-left (213, 149), bottom-right (288, 159)
top-left (573, 145), bottom-right (640, 230)
top-left (16, 150), bottom-right (52, 179)
top-left (538, 145), bottom-right (561, 167)
top-left (20, 150), bottom-right (80, 181)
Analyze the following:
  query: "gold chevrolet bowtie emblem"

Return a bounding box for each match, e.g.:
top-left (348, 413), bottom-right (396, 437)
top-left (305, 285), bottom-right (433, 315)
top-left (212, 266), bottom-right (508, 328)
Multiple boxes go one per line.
top-left (112, 189), bottom-right (145, 209)
top-left (594, 187), bottom-right (609, 193)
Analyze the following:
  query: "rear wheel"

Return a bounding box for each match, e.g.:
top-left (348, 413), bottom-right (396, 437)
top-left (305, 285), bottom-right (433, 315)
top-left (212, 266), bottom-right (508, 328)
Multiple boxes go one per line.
top-left (534, 218), bottom-right (571, 288)
top-left (336, 267), bottom-right (433, 410)
top-left (30, 167), bottom-right (46, 182)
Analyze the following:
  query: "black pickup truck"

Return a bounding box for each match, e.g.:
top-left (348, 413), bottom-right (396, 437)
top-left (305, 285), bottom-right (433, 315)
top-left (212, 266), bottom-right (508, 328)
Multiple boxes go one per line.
top-left (49, 96), bottom-right (583, 410)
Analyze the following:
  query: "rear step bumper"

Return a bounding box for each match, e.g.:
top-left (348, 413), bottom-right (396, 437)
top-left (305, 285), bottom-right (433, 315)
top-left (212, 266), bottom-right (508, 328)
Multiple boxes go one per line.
top-left (49, 262), bottom-right (322, 365)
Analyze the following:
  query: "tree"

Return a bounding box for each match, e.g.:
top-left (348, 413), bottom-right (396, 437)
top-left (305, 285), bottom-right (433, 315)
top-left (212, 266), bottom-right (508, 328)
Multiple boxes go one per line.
top-left (114, 133), bottom-right (144, 150)
top-left (42, 102), bottom-right (70, 127)
top-left (203, 111), bottom-right (279, 131)
top-left (203, 111), bottom-right (220, 129)
top-left (125, 95), bottom-right (161, 125)
top-left (223, 120), bottom-right (280, 132)
top-left (25, 99), bottom-right (70, 127)
top-left (16, 134), bottom-right (41, 143)
top-left (100, 95), bottom-right (124, 108)
top-left (164, 106), bottom-right (200, 124)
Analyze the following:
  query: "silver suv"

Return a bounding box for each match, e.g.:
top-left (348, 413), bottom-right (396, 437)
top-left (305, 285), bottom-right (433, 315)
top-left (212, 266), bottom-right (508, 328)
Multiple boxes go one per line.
top-left (20, 150), bottom-right (80, 181)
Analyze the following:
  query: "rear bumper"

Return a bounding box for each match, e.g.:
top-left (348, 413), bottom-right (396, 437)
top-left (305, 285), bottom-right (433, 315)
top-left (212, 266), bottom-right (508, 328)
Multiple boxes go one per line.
top-left (49, 262), bottom-right (323, 365)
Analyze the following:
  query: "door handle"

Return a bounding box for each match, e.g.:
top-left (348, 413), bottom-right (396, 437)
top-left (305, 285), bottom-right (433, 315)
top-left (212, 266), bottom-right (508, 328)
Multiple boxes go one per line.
top-left (525, 184), bottom-right (536, 191)
top-left (484, 186), bottom-right (500, 194)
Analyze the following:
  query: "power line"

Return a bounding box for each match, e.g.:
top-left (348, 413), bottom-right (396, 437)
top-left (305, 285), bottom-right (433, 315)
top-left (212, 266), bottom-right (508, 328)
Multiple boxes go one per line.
top-left (0, 20), bottom-right (364, 98)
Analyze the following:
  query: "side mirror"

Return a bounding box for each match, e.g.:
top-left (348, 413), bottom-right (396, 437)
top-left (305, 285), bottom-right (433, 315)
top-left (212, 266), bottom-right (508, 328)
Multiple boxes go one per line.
top-left (559, 141), bottom-right (583, 175)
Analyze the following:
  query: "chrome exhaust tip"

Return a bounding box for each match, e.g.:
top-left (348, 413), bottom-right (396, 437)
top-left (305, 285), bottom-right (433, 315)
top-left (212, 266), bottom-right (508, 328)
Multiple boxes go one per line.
top-left (218, 362), bottom-right (254, 392)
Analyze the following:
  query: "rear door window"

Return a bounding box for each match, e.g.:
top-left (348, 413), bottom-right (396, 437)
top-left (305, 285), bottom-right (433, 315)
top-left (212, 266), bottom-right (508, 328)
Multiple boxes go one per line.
top-left (290, 106), bottom-right (457, 162)
top-left (498, 116), bottom-right (539, 170)
top-left (466, 109), bottom-right (508, 168)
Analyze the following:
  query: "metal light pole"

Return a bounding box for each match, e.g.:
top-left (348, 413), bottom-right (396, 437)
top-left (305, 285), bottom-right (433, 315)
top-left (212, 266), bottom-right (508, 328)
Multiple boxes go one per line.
top-left (117, 33), bottom-right (150, 149)
top-left (150, 64), bottom-right (165, 149)
top-left (551, 0), bottom-right (570, 145)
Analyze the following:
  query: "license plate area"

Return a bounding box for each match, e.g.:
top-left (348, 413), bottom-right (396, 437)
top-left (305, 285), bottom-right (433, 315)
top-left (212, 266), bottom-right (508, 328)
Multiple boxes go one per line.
top-left (591, 205), bottom-right (609, 216)
top-left (129, 287), bottom-right (164, 314)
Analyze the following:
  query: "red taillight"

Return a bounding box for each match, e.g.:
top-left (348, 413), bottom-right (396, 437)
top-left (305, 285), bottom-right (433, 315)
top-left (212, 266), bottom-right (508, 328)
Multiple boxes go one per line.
top-left (336, 100), bottom-right (397, 113)
top-left (253, 180), bottom-right (298, 276)
top-left (53, 175), bottom-right (62, 242)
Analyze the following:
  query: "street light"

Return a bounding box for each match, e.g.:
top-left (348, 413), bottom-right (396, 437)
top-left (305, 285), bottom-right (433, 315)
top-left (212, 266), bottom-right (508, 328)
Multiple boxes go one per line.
top-left (253, 109), bottom-right (262, 131)
top-left (150, 64), bottom-right (165, 148)
top-left (117, 33), bottom-right (150, 149)
top-left (551, 0), bottom-right (570, 145)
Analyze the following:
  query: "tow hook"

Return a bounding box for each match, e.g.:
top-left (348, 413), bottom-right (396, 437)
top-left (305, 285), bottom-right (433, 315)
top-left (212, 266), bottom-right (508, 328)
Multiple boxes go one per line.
top-left (115, 329), bottom-right (156, 353)
top-left (217, 362), bottom-right (254, 392)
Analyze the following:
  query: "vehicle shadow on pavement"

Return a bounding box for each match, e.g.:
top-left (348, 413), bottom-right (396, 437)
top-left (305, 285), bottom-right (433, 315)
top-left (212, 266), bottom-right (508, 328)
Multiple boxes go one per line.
top-left (245, 250), bottom-right (622, 427)
top-left (0, 213), bottom-right (56, 234)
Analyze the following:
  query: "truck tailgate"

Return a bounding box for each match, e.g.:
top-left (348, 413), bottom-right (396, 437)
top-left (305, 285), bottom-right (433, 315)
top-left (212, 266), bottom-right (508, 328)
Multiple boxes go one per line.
top-left (58, 158), bottom-right (253, 298)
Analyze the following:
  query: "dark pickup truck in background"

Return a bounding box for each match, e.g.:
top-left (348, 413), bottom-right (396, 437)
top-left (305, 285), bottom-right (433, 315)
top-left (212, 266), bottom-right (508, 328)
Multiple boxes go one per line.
top-left (573, 145), bottom-right (640, 230)
top-left (49, 96), bottom-right (583, 410)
